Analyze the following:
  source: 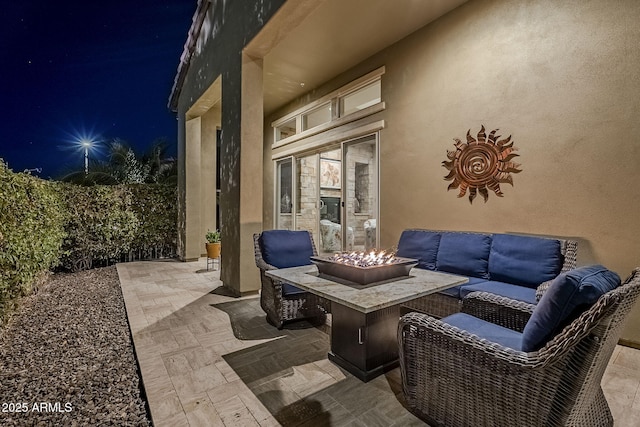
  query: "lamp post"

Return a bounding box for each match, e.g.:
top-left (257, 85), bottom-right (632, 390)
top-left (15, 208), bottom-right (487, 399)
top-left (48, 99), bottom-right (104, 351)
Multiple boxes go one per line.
top-left (81, 139), bottom-right (92, 174)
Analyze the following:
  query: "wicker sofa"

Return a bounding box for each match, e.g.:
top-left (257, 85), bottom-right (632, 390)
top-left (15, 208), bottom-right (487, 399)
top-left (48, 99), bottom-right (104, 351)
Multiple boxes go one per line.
top-left (398, 265), bottom-right (640, 427)
top-left (398, 229), bottom-right (578, 318)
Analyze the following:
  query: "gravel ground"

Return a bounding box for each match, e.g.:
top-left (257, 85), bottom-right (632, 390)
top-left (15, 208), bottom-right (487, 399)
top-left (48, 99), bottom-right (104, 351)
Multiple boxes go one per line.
top-left (0, 266), bottom-right (151, 426)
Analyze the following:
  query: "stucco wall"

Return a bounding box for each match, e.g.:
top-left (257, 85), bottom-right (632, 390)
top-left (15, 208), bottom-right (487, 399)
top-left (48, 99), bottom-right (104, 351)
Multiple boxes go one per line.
top-left (382, 0), bottom-right (640, 342)
top-left (264, 0), bottom-right (640, 343)
top-left (176, 0), bottom-right (285, 293)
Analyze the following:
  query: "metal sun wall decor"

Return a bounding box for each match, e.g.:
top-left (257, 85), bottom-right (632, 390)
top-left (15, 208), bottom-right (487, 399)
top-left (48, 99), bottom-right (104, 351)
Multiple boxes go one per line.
top-left (443, 125), bottom-right (522, 204)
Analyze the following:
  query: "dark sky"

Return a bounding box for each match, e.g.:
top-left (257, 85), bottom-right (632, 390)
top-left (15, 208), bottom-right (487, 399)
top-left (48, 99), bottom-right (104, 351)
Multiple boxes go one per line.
top-left (0, 0), bottom-right (196, 179)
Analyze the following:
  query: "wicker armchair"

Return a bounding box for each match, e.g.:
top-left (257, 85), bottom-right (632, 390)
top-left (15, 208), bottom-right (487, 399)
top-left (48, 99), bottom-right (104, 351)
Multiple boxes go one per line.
top-left (398, 268), bottom-right (640, 427)
top-left (254, 230), bottom-right (330, 329)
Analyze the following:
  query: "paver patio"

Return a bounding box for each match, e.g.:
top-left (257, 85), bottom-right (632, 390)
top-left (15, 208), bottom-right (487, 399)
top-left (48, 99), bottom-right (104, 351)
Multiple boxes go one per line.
top-left (117, 259), bottom-right (640, 426)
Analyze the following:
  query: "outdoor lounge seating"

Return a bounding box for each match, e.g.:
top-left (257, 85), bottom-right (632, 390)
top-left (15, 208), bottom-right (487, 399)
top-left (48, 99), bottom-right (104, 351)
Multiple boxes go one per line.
top-left (398, 265), bottom-right (640, 427)
top-left (397, 229), bottom-right (578, 318)
top-left (253, 230), bottom-right (330, 329)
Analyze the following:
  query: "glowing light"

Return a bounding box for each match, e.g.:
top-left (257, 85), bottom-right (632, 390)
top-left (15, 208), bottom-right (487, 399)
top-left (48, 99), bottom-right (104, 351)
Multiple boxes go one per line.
top-left (82, 139), bottom-right (93, 174)
top-left (60, 125), bottom-right (103, 175)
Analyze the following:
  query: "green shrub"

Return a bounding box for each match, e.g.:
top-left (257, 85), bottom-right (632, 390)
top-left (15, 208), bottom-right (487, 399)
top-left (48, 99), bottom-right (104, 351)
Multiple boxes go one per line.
top-left (0, 159), bottom-right (178, 323)
top-left (0, 161), bottom-right (66, 320)
top-left (129, 184), bottom-right (177, 255)
top-left (60, 185), bottom-right (139, 271)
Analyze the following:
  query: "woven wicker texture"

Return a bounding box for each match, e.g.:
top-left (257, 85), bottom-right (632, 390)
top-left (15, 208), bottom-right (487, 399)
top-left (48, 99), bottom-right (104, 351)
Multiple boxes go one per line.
top-left (253, 232), bottom-right (330, 329)
top-left (398, 268), bottom-right (640, 427)
top-left (402, 231), bottom-right (578, 320)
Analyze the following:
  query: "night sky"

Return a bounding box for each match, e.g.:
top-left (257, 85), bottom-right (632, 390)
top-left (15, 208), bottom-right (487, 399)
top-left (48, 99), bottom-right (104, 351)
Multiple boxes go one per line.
top-left (1, 1), bottom-right (196, 179)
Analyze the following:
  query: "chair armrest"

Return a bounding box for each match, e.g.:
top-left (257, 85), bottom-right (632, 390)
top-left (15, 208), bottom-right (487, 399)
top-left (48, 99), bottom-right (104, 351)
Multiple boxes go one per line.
top-left (461, 292), bottom-right (535, 332)
top-left (535, 279), bottom-right (554, 301)
top-left (256, 257), bottom-right (277, 272)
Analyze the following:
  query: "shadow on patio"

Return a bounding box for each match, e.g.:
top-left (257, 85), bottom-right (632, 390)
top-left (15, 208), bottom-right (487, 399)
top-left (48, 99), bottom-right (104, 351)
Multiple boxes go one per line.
top-left (216, 298), bottom-right (421, 426)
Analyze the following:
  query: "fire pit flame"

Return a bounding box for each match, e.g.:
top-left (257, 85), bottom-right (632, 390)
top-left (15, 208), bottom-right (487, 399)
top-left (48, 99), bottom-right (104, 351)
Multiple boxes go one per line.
top-left (328, 250), bottom-right (399, 268)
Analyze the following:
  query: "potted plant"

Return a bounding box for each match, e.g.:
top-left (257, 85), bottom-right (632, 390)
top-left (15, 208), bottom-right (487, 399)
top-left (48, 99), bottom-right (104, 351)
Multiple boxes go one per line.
top-left (205, 229), bottom-right (221, 259)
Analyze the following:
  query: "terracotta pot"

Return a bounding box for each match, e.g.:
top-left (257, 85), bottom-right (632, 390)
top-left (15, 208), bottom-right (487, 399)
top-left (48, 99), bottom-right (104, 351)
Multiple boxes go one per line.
top-left (206, 242), bottom-right (221, 259)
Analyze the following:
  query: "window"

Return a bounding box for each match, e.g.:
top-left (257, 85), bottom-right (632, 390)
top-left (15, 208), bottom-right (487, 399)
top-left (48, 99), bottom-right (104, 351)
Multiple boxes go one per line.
top-left (340, 80), bottom-right (381, 117)
top-left (302, 103), bottom-right (332, 131)
top-left (275, 117), bottom-right (296, 142)
top-left (275, 158), bottom-right (293, 230)
top-left (271, 67), bottom-right (385, 146)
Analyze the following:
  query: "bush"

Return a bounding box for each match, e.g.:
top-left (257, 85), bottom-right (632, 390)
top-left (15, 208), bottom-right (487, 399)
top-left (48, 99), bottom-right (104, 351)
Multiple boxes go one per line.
top-left (60, 185), bottom-right (139, 272)
top-left (0, 160), bottom-right (178, 324)
top-left (129, 184), bottom-right (177, 256)
top-left (0, 162), bottom-right (66, 320)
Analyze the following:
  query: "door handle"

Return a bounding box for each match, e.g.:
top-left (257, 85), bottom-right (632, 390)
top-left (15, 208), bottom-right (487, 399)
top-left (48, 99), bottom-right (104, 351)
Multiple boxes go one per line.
top-left (358, 327), bottom-right (365, 345)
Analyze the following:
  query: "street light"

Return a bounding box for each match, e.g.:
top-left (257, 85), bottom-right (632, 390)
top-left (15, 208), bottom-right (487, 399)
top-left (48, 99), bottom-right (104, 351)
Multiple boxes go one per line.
top-left (81, 139), bottom-right (93, 174)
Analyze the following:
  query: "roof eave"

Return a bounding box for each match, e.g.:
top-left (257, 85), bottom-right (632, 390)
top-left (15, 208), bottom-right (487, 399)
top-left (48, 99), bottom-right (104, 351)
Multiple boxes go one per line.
top-left (168, 0), bottom-right (210, 112)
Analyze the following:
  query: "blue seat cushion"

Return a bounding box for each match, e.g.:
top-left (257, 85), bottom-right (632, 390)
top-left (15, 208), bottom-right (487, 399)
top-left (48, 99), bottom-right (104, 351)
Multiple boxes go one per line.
top-left (489, 234), bottom-right (563, 288)
top-left (260, 230), bottom-right (314, 269)
top-left (459, 281), bottom-right (538, 304)
top-left (440, 277), bottom-right (487, 298)
top-left (396, 230), bottom-right (441, 270)
top-left (436, 232), bottom-right (492, 279)
top-left (443, 313), bottom-right (523, 351)
top-left (282, 283), bottom-right (307, 297)
top-left (521, 265), bottom-right (621, 352)
top-left (439, 285), bottom-right (462, 298)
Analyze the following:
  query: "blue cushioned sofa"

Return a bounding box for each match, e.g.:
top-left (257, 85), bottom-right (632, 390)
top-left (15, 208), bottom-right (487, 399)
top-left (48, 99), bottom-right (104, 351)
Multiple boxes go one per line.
top-left (397, 229), bottom-right (578, 318)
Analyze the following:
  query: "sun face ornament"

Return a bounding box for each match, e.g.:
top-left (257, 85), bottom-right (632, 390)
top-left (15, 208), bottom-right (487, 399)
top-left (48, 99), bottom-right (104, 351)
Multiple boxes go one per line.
top-left (443, 125), bottom-right (522, 204)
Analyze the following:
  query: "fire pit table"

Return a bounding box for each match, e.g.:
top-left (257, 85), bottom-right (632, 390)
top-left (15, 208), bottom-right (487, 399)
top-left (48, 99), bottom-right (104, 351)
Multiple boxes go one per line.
top-left (310, 251), bottom-right (418, 285)
top-left (266, 262), bottom-right (467, 382)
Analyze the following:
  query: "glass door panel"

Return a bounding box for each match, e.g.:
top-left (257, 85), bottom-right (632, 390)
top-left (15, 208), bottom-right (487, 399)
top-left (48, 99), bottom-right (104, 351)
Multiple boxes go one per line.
top-left (318, 148), bottom-right (343, 254)
top-left (295, 154), bottom-right (320, 246)
top-left (275, 158), bottom-right (293, 230)
top-left (343, 134), bottom-right (379, 252)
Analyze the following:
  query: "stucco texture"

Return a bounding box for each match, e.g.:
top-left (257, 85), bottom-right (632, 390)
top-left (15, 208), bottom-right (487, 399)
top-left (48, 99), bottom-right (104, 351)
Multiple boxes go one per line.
top-left (377, 0), bottom-right (640, 342)
top-left (264, 0), bottom-right (640, 343)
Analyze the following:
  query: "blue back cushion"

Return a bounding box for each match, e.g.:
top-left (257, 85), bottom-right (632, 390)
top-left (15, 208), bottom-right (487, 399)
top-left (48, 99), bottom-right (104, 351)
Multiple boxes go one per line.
top-left (489, 234), bottom-right (563, 288)
top-left (260, 230), bottom-right (314, 268)
top-left (396, 230), bottom-right (441, 270)
top-left (436, 232), bottom-right (492, 279)
top-left (521, 265), bottom-right (621, 352)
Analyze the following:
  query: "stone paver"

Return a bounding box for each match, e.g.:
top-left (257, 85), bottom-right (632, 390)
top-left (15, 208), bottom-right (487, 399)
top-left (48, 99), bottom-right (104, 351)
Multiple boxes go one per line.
top-left (117, 259), bottom-right (640, 426)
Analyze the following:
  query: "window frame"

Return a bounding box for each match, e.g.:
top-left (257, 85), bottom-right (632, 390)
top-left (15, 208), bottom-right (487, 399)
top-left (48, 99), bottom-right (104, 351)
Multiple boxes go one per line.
top-left (271, 66), bottom-right (385, 148)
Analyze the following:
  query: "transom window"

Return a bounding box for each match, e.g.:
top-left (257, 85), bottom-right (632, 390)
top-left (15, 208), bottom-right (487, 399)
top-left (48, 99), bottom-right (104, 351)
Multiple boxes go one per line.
top-left (340, 80), bottom-right (381, 117)
top-left (302, 102), bottom-right (332, 131)
top-left (275, 117), bottom-right (296, 142)
top-left (272, 67), bottom-right (385, 146)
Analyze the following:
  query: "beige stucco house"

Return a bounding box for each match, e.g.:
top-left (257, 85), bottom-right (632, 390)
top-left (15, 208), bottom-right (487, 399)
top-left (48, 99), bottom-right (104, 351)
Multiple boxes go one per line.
top-left (168, 0), bottom-right (640, 346)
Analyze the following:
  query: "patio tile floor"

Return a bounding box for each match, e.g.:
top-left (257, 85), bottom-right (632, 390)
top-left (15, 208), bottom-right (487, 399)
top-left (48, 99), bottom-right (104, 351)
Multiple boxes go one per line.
top-left (117, 259), bottom-right (640, 426)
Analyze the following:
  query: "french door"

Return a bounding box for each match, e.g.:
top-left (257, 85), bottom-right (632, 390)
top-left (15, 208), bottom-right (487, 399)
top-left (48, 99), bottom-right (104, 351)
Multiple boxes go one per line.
top-left (275, 133), bottom-right (379, 254)
top-left (342, 134), bottom-right (379, 252)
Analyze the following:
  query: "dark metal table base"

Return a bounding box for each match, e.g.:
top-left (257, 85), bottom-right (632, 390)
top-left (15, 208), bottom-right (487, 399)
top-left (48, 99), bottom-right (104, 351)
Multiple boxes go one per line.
top-left (329, 302), bottom-right (401, 382)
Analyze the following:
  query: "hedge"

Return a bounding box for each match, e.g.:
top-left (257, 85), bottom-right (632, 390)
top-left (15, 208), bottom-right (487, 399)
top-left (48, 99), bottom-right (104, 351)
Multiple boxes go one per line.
top-left (0, 160), bottom-right (177, 324)
top-left (60, 184), bottom-right (139, 271)
top-left (0, 162), bottom-right (66, 320)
